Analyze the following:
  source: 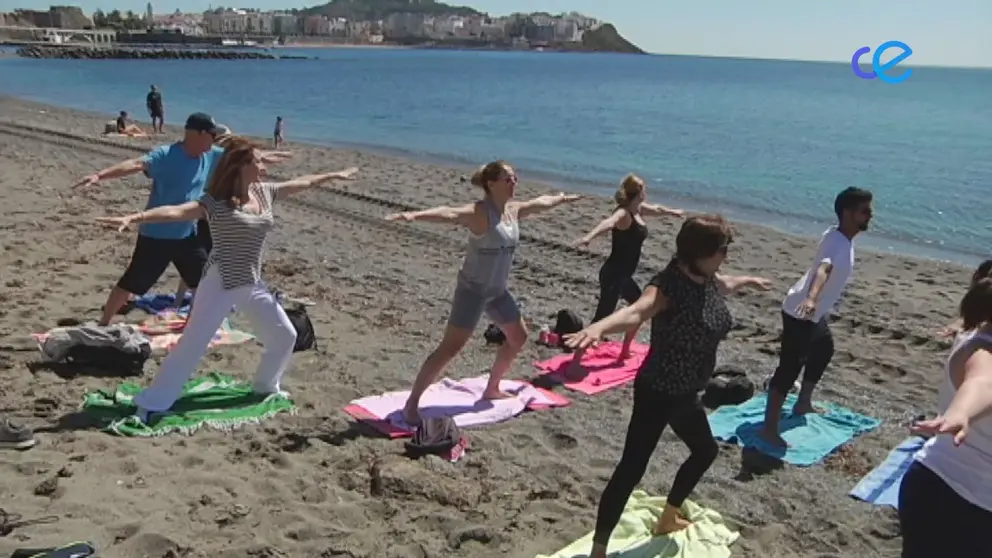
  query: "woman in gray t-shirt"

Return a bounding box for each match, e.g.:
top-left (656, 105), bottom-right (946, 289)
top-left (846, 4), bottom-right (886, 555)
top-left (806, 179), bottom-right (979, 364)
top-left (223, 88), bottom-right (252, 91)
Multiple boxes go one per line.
top-left (385, 160), bottom-right (581, 425)
top-left (97, 136), bottom-right (358, 418)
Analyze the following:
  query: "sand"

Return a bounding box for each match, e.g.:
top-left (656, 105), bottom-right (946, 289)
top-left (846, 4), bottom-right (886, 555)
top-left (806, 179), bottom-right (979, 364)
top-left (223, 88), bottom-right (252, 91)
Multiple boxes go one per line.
top-left (0, 95), bottom-right (974, 558)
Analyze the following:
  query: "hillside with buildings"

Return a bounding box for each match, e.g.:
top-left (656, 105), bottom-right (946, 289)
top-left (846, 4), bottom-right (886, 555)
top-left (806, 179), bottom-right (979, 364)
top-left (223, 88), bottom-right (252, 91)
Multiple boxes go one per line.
top-left (0, 1), bottom-right (645, 54)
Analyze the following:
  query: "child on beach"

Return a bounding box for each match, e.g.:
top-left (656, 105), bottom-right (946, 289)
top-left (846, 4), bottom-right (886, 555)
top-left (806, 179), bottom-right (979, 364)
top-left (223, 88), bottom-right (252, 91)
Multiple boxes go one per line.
top-left (95, 136), bottom-right (358, 417)
top-left (384, 160), bottom-right (582, 425)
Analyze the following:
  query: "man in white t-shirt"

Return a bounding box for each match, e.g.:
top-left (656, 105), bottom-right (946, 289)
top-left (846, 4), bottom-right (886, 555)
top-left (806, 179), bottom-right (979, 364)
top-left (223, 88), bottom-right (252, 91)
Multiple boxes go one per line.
top-left (760, 187), bottom-right (874, 447)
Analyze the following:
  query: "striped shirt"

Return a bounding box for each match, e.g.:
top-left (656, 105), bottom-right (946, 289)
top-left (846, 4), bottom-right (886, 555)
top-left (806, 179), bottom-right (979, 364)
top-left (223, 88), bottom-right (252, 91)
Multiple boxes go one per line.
top-left (198, 182), bottom-right (276, 290)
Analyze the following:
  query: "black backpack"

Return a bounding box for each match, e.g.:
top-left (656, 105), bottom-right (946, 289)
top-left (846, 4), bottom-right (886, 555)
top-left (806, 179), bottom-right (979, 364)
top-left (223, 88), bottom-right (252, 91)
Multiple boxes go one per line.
top-left (483, 323), bottom-right (506, 345)
top-left (283, 303), bottom-right (316, 352)
top-left (552, 309), bottom-right (584, 352)
top-left (702, 365), bottom-right (756, 409)
top-left (404, 416), bottom-right (462, 458)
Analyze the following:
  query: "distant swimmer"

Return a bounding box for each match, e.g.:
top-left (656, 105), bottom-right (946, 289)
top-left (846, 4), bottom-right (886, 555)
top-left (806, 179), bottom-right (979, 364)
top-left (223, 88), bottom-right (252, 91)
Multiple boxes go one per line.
top-left (760, 187), bottom-right (873, 447)
top-left (147, 85), bottom-right (164, 134)
top-left (115, 111), bottom-right (147, 137)
top-left (568, 173), bottom-right (685, 378)
top-left (385, 160), bottom-right (582, 425)
top-left (563, 215), bottom-right (771, 554)
top-left (274, 116), bottom-right (284, 148)
top-left (94, 135), bottom-right (358, 419)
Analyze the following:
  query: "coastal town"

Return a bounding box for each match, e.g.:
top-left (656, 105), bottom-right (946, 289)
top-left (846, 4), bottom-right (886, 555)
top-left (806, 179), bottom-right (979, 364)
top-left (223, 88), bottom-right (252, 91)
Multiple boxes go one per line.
top-left (0, 2), bottom-right (642, 53)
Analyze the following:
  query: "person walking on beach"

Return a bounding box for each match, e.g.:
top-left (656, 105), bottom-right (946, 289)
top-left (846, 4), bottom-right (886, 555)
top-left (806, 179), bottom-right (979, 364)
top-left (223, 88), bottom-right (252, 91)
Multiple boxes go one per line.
top-left (759, 187), bottom-right (873, 447)
top-left (567, 174), bottom-right (684, 377)
top-left (384, 160), bottom-right (582, 425)
top-left (146, 85), bottom-right (164, 134)
top-left (73, 112), bottom-right (224, 326)
top-left (273, 117), bottom-right (284, 148)
top-left (899, 261), bottom-right (992, 557)
top-left (563, 215), bottom-right (771, 553)
top-left (94, 136), bottom-right (359, 418)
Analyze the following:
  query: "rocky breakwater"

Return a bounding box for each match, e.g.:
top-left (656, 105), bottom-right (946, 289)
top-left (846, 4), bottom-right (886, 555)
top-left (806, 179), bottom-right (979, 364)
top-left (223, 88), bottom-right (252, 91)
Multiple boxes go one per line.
top-left (16, 46), bottom-right (309, 60)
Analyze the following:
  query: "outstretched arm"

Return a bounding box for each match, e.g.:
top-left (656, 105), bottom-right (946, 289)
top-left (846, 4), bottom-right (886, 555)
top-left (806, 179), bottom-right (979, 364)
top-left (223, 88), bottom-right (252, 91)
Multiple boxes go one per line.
top-left (73, 157), bottom-right (147, 189)
top-left (514, 192), bottom-right (582, 219)
top-left (912, 348), bottom-right (992, 445)
top-left (270, 167), bottom-right (358, 199)
top-left (96, 201), bottom-right (204, 231)
top-left (641, 202), bottom-right (685, 219)
top-left (575, 208), bottom-right (625, 246)
top-left (715, 273), bottom-right (773, 295)
top-left (386, 203), bottom-right (487, 233)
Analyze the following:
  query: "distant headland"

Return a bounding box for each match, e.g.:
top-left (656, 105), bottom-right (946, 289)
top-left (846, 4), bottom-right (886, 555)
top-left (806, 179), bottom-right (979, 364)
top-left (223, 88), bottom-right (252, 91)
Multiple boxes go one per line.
top-left (0, 1), bottom-right (645, 57)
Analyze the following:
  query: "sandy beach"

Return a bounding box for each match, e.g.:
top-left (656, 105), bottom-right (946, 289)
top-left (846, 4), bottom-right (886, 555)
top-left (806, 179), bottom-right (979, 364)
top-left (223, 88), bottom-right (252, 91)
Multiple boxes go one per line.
top-left (0, 95), bottom-right (974, 558)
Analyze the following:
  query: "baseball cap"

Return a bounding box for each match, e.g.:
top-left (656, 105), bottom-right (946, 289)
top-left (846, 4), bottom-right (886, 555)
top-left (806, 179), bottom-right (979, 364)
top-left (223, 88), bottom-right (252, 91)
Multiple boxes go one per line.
top-left (185, 112), bottom-right (220, 134)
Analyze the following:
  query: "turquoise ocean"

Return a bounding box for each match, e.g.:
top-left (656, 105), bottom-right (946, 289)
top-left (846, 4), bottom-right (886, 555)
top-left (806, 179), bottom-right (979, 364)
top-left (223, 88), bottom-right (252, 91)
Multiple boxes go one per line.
top-left (0, 47), bottom-right (989, 263)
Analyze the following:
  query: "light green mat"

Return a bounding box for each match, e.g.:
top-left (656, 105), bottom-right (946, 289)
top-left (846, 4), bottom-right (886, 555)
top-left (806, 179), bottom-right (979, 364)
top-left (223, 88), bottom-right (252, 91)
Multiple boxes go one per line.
top-left (82, 372), bottom-right (295, 437)
top-left (537, 491), bottom-right (739, 558)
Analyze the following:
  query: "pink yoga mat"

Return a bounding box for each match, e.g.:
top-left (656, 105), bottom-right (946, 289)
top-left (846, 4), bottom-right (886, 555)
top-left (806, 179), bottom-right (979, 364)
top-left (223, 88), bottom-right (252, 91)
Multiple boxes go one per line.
top-left (343, 376), bottom-right (570, 439)
top-left (534, 341), bottom-right (648, 395)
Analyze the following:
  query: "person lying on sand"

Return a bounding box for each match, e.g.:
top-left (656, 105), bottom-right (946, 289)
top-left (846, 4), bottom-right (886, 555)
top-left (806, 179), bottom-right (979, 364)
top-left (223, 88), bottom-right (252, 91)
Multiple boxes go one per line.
top-left (94, 135), bottom-right (358, 419)
top-left (113, 111), bottom-right (147, 137)
top-left (566, 173), bottom-right (684, 379)
top-left (760, 187), bottom-right (874, 447)
top-left (899, 262), bottom-right (992, 557)
top-left (384, 160), bottom-right (581, 425)
top-left (936, 259), bottom-right (992, 338)
top-left (563, 215), bottom-right (770, 552)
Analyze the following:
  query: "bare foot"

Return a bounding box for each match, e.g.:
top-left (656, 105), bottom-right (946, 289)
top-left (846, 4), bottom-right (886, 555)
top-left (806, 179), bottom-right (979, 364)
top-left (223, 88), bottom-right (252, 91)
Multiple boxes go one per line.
top-left (564, 360), bottom-right (588, 381)
top-left (792, 401), bottom-right (819, 416)
top-left (759, 428), bottom-right (788, 448)
top-left (652, 511), bottom-right (691, 535)
top-left (481, 389), bottom-right (515, 400)
top-left (401, 403), bottom-right (422, 427)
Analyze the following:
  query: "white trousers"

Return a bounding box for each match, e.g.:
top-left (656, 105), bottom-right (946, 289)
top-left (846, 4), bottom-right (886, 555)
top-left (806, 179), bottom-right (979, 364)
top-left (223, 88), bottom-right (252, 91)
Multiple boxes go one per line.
top-left (133, 267), bottom-right (297, 412)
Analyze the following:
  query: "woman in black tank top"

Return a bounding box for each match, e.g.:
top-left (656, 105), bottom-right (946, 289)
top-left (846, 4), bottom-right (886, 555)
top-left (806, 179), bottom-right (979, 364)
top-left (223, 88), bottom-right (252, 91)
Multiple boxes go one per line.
top-left (568, 174), bottom-right (684, 377)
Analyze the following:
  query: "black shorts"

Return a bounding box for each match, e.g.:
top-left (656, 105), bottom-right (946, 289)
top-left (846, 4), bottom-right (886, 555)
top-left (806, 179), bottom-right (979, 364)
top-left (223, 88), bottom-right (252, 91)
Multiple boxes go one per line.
top-left (196, 218), bottom-right (213, 253)
top-left (116, 234), bottom-right (207, 295)
top-left (150, 108), bottom-right (164, 119)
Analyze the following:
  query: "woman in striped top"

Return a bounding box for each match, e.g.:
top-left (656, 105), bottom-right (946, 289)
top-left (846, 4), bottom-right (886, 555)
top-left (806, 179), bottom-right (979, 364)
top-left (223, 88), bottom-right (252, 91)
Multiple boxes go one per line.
top-left (97, 136), bottom-right (358, 418)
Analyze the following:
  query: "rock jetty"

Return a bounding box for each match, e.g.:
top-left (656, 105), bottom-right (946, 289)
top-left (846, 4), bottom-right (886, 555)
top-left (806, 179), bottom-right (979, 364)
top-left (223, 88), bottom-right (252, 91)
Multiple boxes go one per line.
top-left (16, 46), bottom-right (309, 60)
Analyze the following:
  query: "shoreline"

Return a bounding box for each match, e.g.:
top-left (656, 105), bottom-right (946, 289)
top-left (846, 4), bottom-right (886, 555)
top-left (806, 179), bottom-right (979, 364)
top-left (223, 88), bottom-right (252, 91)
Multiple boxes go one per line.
top-left (0, 92), bottom-right (977, 268)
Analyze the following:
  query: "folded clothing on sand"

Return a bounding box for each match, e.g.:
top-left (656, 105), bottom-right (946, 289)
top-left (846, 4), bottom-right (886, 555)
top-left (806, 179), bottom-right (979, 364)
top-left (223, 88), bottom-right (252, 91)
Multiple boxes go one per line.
top-left (849, 436), bottom-right (925, 508)
top-left (534, 341), bottom-right (648, 395)
top-left (344, 376), bottom-right (569, 438)
top-left (536, 490), bottom-right (739, 558)
top-left (138, 310), bottom-right (255, 352)
top-left (83, 372), bottom-right (295, 437)
top-left (132, 292), bottom-right (192, 314)
top-left (707, 393), bottom-right (881, 466)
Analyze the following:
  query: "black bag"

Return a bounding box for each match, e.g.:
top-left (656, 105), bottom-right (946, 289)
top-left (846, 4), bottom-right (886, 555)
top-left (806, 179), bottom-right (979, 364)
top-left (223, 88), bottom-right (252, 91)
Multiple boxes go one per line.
top-left (64, 344), bottom-right (150, 374)
top-left (404, 416), bottom-right (461, 458)
top-left (702, 365), bottom-right (756, 409)
top-left (283, 303), bottom-right (316, 352)
top-left (483, 323), bottom-right (506, 345)
top-left (552, 309), bottom-right (584, 352)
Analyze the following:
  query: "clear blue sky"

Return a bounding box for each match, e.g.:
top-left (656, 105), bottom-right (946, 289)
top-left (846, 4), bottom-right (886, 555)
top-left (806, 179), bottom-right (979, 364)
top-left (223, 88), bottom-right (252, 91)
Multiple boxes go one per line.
top-left (2, 0), bottom-right (990, 67)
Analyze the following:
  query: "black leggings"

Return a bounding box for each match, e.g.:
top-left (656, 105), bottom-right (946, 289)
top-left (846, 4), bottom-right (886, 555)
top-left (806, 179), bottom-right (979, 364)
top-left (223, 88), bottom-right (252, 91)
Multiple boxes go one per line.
top-left (592, 266), bottom-right (642, 323)
top-left (768, 311), bottom-right (834, 394)
top-left (593, 383), bottom-right (719, 545)
top-left (898, 460), bottom-right (991, 557)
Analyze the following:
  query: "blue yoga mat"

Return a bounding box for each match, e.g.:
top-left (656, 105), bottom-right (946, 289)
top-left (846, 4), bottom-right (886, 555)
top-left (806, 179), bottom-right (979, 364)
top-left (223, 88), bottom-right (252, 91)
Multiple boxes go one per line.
top-left (849, 436), bottom-right (924, 508)
top-left (707, 393), bottom-right (881, 466)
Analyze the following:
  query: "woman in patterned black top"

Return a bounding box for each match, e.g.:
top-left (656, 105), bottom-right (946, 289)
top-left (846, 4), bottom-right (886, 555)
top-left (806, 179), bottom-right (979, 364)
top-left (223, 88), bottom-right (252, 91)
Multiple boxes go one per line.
top-left (565, 215), bottom-right (771, 556)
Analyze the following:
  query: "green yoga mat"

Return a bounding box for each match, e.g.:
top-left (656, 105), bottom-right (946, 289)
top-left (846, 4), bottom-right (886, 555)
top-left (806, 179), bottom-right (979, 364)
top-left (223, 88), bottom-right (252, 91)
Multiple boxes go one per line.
top-left (83, 372), bottom-right (295, 437)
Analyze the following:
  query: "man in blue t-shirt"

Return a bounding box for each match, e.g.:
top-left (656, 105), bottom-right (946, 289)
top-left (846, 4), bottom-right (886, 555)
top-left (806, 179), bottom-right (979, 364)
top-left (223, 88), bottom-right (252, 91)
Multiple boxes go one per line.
top-left (74, 112), bottom-right (224, 325)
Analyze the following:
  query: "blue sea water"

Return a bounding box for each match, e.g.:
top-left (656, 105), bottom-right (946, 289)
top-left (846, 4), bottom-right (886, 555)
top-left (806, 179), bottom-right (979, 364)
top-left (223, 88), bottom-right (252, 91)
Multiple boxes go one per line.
top-left (1, 46), bottom-right (989, 263)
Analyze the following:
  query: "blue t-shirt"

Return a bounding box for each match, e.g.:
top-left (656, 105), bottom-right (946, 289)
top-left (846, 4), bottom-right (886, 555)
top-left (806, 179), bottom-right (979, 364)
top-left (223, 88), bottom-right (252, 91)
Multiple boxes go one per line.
top-left (140, 143), bottom-right (224, 239)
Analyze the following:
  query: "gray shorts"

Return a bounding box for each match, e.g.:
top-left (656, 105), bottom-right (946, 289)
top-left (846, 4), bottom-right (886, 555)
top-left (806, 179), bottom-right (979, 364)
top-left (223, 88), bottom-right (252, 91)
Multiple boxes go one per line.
top-left (447, 283), bottom-right (521, 330)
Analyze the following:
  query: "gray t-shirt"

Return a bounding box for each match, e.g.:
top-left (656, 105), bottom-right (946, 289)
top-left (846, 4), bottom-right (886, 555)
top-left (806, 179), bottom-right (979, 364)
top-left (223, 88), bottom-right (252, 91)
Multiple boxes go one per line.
top-left (456, 197), bottom-right (519, 295)
top-left (198, 182), bottom-right (276, 290)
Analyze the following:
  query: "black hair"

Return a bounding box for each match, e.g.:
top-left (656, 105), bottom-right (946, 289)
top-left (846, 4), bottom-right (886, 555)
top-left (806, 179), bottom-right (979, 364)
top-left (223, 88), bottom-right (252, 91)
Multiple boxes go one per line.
top-left (834, 187), bottom-right (873, 221)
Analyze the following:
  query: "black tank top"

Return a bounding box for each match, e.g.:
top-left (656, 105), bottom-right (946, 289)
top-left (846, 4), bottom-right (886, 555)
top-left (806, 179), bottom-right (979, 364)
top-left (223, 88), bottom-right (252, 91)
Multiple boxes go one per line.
top-left (603, 211), bottom-right (648, 276)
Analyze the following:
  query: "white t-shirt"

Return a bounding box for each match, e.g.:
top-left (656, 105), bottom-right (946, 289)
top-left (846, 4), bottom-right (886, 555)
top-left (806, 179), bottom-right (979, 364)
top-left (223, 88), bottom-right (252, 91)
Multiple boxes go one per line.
top-left (781, 228), bottom-right (854, 322)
